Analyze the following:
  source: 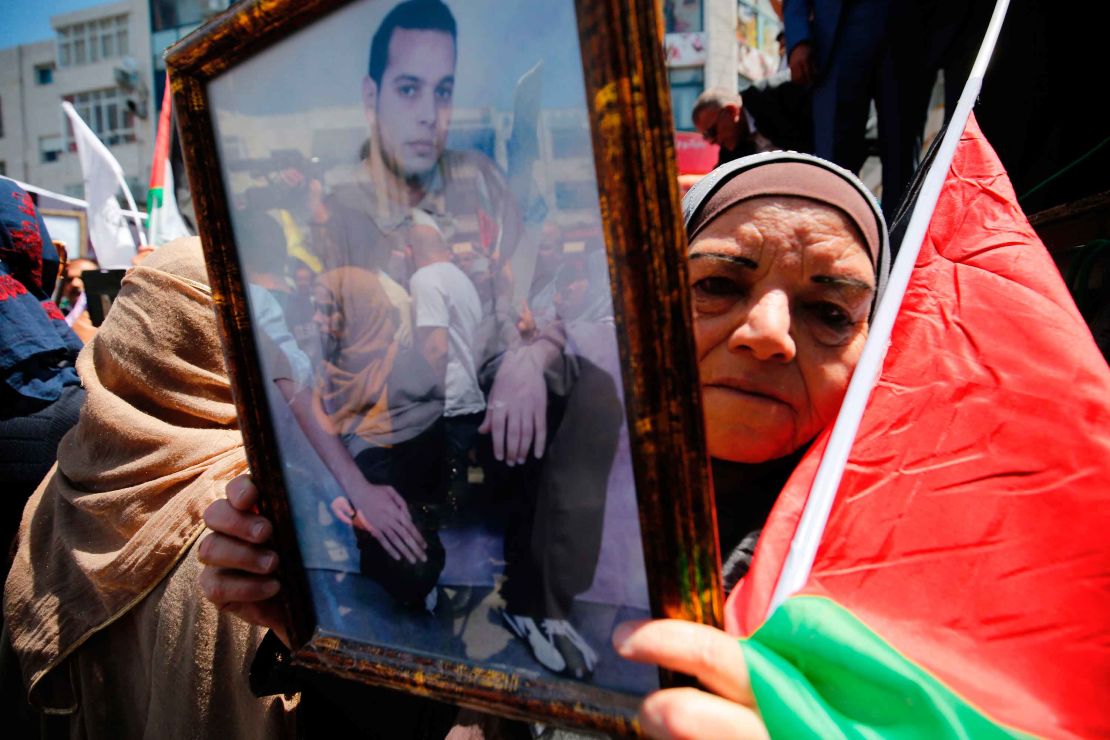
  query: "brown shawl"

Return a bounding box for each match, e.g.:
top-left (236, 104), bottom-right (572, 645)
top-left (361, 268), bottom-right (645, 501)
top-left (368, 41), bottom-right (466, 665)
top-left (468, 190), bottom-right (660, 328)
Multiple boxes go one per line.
top-left (3, 237), bottom-right (249, 706)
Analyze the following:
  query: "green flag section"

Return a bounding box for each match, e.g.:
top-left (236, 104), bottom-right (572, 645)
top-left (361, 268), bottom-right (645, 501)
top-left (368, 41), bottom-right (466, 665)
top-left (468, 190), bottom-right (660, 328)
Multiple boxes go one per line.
top-left (741, 596), bottom-right (1029, 739)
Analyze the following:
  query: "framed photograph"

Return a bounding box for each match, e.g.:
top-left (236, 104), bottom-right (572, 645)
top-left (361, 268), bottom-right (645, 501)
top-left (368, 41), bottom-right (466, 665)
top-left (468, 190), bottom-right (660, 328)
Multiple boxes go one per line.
top-left (39, 207), bottom-right (89, 259)
top-left (167, 0), bottom-right (716, 732)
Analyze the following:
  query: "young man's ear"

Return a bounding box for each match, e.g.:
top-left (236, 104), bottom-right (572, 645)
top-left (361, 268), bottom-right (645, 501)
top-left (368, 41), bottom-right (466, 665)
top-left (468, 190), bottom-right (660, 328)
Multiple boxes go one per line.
top-left (362, 76), bottom-right (378, 115)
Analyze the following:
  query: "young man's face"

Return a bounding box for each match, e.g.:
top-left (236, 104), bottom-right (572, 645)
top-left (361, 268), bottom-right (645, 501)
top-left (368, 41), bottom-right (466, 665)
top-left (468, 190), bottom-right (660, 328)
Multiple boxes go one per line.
top-left (366, 28), bottom-right (456, 181)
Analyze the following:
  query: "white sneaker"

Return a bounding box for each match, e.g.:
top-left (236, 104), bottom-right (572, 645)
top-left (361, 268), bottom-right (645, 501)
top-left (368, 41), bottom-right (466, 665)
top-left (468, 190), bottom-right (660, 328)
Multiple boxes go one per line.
top-left (541, 618), bottom-right (598, 679)
top-left (501, 610), bottom-right (566, 673)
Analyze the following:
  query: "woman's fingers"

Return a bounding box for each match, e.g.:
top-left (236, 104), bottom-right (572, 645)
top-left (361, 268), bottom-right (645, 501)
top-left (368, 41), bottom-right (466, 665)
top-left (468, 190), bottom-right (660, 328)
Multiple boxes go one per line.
top-left (203, 498), bottom-right (272, 545)
top-left (197, 531), bottom-right (277, 575)
top-left (639, 687), bottom-right (769, 740)
top-left (225, 474), bottom-right (259, 511)
top-left (199, 565), bottom-right (280, 607)
top-left (613, 619), bottom-right (755, 706)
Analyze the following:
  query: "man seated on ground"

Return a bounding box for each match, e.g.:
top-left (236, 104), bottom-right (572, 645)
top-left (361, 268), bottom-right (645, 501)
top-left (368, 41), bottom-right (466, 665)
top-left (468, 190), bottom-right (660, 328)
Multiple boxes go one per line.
top-left (406, 210), bottom-right (485, 506)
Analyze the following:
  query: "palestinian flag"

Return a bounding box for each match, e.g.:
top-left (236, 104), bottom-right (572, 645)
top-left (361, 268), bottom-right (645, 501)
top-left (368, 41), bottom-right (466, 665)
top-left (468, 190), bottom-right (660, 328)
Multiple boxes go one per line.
top-left (724, 106), bottom-right (1110, 739)
top-left (146, 74), bottom-right (191, 246)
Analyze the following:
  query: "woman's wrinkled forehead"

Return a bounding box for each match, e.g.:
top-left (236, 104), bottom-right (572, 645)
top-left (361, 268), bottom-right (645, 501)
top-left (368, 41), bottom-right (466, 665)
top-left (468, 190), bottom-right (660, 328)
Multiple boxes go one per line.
top-left (683, 155), bottom-right (884, 270)
top-left (691, 196), bottom-right (874, 282)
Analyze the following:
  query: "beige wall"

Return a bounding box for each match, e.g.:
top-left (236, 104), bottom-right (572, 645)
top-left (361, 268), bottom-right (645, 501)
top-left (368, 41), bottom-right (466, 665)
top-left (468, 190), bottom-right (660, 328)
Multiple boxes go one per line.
top-left (0, 0), bottom-right (155, 200)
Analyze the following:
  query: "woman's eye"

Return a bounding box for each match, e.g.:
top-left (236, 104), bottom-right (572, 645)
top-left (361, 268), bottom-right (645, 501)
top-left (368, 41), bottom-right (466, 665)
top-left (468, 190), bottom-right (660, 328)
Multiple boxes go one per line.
top-left (808, 302), bottom-right (853, 330)
top-left (692, 276), bottom-right (742, 297)
top-left (691, 276), bottom-right (744, 315)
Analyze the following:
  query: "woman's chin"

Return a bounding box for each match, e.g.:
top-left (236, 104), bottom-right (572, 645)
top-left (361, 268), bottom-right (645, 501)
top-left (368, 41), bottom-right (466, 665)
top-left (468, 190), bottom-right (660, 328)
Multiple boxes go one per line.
top-left (707, 432), bottom-right (796, 464)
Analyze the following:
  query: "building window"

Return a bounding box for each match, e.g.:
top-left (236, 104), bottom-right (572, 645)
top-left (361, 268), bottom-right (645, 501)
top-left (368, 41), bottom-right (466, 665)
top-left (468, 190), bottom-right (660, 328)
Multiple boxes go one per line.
top-left (0, 162), bottom-right (6, 176)
top-left (35, 63), bottom-right (55, 85)
top-left (661, 0), bottom-right (703, 33)
top-left (0, 95), bottom-right (4, 138)
top-left (64, 89), bottom-right (136, 148)
top-left (40, 135), bottom-right (64, 163)
top-left (57, 15), bottom-right (129, 68)
top-left (668, 67), bottom-right (705, 132)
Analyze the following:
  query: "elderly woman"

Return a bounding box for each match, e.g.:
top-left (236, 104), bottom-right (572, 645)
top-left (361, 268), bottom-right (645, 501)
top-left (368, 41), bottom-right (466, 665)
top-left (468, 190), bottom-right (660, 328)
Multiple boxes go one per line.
top-left (613, 151), bottom-right (889, 738)
top-left (195, 152), bottom-right (889, 738)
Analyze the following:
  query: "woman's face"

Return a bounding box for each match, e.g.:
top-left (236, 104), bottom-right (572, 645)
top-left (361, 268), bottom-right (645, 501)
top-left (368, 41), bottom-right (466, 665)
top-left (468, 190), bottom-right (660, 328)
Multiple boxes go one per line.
top-left (689, 196), bottom-right (876, 463)
top-left (312, 283), bottom-right (345, 347)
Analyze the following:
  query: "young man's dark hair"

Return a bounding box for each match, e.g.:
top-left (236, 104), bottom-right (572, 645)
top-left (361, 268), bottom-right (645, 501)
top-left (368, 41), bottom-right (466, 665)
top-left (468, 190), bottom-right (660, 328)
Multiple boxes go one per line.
top-left (367, 0), bottom-right (458, 85)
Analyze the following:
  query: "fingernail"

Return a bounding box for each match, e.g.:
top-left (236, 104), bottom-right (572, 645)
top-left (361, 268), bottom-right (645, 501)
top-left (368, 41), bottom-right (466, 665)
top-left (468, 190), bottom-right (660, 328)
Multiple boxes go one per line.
top-left (611, 622), bottom-right (634, 652)
top-left (252, 521), bottom-right (267, 539)
top-left (262, 552), bottom-right (277, 571)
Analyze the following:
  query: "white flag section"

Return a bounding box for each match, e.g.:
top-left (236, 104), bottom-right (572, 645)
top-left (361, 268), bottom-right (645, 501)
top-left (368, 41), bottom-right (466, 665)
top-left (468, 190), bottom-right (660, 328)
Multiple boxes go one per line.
top-left (61, 101), bottom-right (146, 267)
top-left (766, 0), bottom-right (1013, 616)
top-left (148, 159), bottom-right (191, 246)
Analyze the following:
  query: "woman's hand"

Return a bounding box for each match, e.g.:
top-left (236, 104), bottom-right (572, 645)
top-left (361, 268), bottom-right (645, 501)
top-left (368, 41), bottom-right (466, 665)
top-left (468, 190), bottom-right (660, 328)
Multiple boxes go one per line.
top-left (198, 474), bottom-right (290, 646)
top-left (613, 619), bottom-right (769, 740)
top-left (341, 478), bottom-right (427, 565)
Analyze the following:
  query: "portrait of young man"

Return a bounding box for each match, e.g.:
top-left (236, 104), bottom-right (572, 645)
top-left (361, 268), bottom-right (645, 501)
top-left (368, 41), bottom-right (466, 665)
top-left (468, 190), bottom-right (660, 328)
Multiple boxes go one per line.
top-left (296, 0), bottom-right (628, 684)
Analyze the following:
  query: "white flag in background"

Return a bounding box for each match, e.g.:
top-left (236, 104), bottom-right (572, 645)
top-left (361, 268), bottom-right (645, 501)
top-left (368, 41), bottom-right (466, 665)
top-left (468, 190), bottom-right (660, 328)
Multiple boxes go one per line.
top-left (62, 101), bottom-right (146, 267)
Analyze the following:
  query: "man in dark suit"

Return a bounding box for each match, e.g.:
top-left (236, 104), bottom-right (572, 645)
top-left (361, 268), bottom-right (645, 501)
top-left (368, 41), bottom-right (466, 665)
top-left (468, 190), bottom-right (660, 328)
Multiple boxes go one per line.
top-left (784, 0), bottom-right (922, 217)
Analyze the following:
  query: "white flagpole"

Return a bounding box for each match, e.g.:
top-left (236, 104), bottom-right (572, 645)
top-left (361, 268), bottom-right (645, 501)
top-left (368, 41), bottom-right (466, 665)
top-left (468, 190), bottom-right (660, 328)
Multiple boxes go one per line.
top-left (120, 177), bottom-right (147, 247)
top-left (767, 0), bottom-right (1013, 616)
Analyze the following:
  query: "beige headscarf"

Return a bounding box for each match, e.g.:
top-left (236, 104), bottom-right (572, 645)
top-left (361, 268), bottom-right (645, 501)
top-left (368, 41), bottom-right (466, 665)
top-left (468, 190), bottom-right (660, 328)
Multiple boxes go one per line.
top-left (315, 266), bottom-right (399, 445)
top-left (4, 237), bottom-right (248, 701)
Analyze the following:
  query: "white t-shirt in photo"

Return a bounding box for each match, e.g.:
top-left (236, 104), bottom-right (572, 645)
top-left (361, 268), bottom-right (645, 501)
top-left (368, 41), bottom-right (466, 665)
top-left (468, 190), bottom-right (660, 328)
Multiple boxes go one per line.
top-left (409, 261), bottom-right (485, 416)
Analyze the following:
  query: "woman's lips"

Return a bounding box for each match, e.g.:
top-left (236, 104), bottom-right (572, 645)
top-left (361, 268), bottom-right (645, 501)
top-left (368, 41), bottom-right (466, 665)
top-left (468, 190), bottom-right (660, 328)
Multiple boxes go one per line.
top-left (703, 380), bottom-right (790, 406)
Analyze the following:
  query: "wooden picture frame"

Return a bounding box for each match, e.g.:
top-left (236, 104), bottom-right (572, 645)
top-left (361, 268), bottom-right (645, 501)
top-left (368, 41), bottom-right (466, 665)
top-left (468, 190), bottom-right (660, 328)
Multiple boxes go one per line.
top-left (39, 207), bottom-right (89, 259)
top-left (167, 0), bottom-right (718, 732)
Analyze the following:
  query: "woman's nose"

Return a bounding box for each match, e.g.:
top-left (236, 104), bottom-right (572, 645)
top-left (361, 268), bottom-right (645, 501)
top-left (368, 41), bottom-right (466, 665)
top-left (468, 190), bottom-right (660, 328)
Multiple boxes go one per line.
top-left (728, 290), bottom-right (796, 362)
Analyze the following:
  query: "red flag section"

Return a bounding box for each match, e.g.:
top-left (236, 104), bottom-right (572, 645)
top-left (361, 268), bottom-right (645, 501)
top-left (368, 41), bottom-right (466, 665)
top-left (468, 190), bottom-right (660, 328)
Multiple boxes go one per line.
top-left (727, 115), bottom-right (1110, 738)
